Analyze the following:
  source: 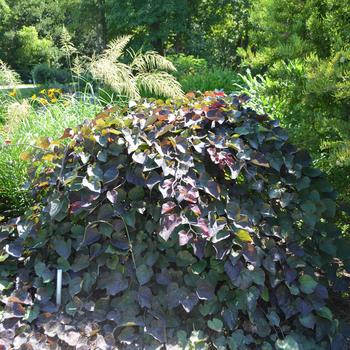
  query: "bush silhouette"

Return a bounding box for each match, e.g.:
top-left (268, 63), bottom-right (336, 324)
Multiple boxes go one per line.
top-left (0, 92), bottom-right (347, 349)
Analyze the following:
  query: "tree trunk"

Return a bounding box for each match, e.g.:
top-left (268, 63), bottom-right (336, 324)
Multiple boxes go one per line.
top-left (96, 0), bottom-right (107, 50)
top-left (150, 22), bottom-right (164, 54)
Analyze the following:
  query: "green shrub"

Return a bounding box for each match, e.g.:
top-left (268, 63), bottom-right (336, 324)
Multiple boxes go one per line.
top-left (240, 0), bottom-right (350, 202)
top-left (31, 63), bottom-right (71, 84)
top-left (168, 53), bottom-right (208, 77)
top-left (179, 67), bottom-right (241, 93)
top-left (169, 54), bottom-right (241, 93)
top-left (0, 93), bottom-right (348, 349)
top-left (15, 26), bottom-right (59, 75)
top-left (237, 57), bottom-right (350, 201)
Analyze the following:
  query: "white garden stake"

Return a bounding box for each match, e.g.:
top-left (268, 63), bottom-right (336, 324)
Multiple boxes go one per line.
top-left (56, 269), bottom-right (62, 306)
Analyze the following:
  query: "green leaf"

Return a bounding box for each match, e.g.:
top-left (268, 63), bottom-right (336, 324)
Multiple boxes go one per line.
top-left (107, 255), bottom-right (120, 270)
top-left (53, 238), bottom-right (71, 259)
top-left (0, 253), bottom-right (8, 262)
top-left (34, 261), bottom-right (54, 283)
top-left (49, 198), bottom-right (63, 218)
top-left (57, 257), bottom-right (70, 271)
top-left (136, 264), bottom-right (153, 285)
top-left (251, 268), bottom-right (265, 286)
top-left (235, 229), bottom-right (253, 242)
top-left (0, 279), bottom-right (13, 291)
top-left (69, 276), bottom-right (82, 297)
top-left (128, 186), bottom-right (145, 201)
top-left (207, 318), bottom-right (223, 332)
top-left (275, 335), bottom-right (300, 350)
top-left (299, 313), bottom-right (316, 329)
top-left (82, 176), bottom-right (102, 193)
top-left (262, 287), bottom-right (270, 302)
top-left (227, 330), bottom-right (245, 350)
top-left (299, 275), bottom-right (317, 294)
top-left (24, 304), bottom-right (40, 323)
top-left (317, 306), bottom-right (333, 320)
top-left (191, 260), bottom-right (207, 274)
top-left (65, 300), bottom-right (78, 316)
top-left (176, 251), bottom-right (197, 267)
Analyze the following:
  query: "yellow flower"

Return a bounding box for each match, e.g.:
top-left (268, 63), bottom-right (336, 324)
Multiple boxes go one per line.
top-left (48, 88), bottom-right (55, 94)
top-left (31, 94), bottom-right (37, 100)
top-left (39, 89), bottom-right (46, 94)
top-left (39, 98), bottom-right (48, 105)
top-left (9, 90), bottom-right (17, 97)
top-left (50, 97), bottom-right (58, 103)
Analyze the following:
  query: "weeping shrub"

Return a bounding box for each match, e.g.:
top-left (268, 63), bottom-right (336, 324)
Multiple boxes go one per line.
top-left (0, 92), bottom-right (348, 349)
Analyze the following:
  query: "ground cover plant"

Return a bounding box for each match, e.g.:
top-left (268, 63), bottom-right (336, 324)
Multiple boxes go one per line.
top-left (0, 92), bottom-right (348, 349)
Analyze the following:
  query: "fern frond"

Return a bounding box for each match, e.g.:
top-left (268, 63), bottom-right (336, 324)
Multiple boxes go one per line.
top-left (0, 59), bottom-right (21, 86)
top-left (131, 51), bottom-right (177, 73)
top-left (104, 35), bottom-right (132, 62)
top-left (136, 72), bottom-right (184, 98)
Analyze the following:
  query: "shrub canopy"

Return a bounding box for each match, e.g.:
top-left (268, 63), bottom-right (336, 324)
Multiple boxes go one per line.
top-left (0, 92), bottom-right (347, 349)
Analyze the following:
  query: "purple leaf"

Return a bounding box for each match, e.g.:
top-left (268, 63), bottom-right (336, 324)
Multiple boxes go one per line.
top-left (181, 292), bottom-right (199, 312)
top-left (159, 214), bottom-right (182, 241)
top-left (161, 201), bottom-right (177, 214)
top-left (196, 281), bottom-right (215, 300)
top-left (178, 230), bottom-right (193, 246)
top-left (106, 189), bottom-right (118, 204)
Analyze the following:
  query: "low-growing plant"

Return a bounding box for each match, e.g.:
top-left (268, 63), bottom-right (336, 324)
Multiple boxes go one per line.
top-left (0, 92), bottom-right (348, 349)
top-left (31, 88), bottom-right (63, 106)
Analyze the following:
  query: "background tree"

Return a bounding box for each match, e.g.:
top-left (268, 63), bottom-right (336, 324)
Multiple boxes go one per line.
top-left (241, 0), bottom-right (350, 200)
top-left (0, 0), bottom-right (251, 76)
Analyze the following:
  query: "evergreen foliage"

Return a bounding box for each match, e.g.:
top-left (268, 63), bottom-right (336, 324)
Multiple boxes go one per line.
top-left (240, 0), bottom-right (350, 199)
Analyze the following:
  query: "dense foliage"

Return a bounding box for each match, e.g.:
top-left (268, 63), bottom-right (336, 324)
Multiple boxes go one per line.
top-left (240, 0), bottom-right (350, 200)
top-left (0, 93), bottom-right (348, 349)
top-left (169, 54), bottom-right (241, 93)
top-left (0, 0), bottom-right (249, 77)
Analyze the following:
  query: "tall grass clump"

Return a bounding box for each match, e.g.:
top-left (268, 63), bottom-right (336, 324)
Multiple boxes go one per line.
top-left (0, 59), bottom-right (22, 124)
top-left (0, 59), bottom-right (21, 86)
top-left (0, 94), bottom-right (102, 218)
top-left (89, 35), bottom-right (184, 99)
top-left (56, 30), bottom-right (184, 99)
